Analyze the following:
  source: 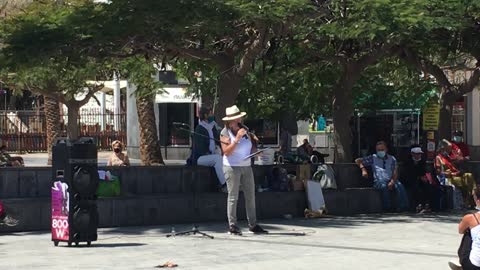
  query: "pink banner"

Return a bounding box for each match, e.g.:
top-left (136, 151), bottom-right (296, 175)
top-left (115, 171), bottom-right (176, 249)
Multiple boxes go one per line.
top-left (51, 181), bottom-right (70, 241)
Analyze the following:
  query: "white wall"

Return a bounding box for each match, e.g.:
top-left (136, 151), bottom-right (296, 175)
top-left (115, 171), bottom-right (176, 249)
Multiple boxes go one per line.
top-left (466, 88), bottom-right (480, 146)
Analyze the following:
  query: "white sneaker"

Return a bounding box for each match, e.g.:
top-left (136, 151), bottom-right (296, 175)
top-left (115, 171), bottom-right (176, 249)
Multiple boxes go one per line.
top-left (448, 259), bottom-right (462, 270)
top-left (0, 215), bottom-right (19, 227)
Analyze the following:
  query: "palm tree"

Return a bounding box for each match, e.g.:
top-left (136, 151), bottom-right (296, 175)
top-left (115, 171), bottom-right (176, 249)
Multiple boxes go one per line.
top-left (136, 93), bottom-right (164, 165)
top-left (44, 95), bottom-right (61, 165)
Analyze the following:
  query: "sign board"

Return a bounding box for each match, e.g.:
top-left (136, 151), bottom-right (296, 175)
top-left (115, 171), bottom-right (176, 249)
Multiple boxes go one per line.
top-left (51, 181), bottom-right (70, 241)
top-left (422, 102), bottom-right (440, 130)
top-left (155, 87), bottom-right (197, 103)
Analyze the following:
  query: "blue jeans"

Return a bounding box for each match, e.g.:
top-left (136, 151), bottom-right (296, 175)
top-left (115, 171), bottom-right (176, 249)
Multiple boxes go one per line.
top-left (374, 181), bottom-right (409, 211)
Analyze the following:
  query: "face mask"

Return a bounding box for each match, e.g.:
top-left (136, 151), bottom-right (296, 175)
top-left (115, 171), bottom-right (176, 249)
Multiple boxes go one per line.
top-left (114, 148), bottom-right (121, 153)
top-left (453, 136), bottom-right (462, 143)
top-left (376, 151), bottom-right (386, 158)
top-left (207, 116), bottom-right (215, 123)
top-left (412, 157), bottom-right (421, 162)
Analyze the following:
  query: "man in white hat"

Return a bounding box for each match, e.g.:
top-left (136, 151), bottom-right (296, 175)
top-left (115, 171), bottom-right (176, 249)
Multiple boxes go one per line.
top-left (401, 146), bottom-right (434, 213)
top-left (220, 105), bottom-right (267, 235)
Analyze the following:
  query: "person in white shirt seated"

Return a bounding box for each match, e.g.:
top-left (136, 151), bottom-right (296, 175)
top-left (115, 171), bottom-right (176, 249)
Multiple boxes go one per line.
top-left (191, 106), bottom-right (226, 192)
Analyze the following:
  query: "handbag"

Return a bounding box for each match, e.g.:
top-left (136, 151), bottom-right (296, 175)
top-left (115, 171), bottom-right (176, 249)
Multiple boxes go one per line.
top-left (424, 172), bottom-right (439, 186)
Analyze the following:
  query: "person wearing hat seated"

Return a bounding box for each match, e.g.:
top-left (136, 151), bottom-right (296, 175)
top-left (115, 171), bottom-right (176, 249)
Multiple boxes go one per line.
top-left (107, 140), bottom-right (130, 166)
top-left (220, 105), bottom-right (267, 235)
top-left (435, 139), bottom-right (476, 209)
top-left (452, 130), bottom-right (471, 161)
top-left (401, 145), bottom-right (435, 213)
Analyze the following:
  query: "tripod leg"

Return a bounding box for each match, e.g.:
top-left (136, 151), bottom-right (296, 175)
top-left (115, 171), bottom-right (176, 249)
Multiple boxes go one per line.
top-left (197, 231), bottom-right (214, 239)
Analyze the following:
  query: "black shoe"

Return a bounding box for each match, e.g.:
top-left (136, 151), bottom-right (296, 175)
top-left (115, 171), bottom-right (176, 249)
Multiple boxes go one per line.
top-left (228, 224), bottom-right (242, 235)
top-left (249, 224), bottom-right (268, 234)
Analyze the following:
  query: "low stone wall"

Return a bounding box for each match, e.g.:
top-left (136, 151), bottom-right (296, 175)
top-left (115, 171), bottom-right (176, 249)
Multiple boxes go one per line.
top-left (0, 162), bottom-right (469, 232)
top-left (0, 188), bottom-right (383, 232)
top-left (2, 162), bottom-right (477, 199)
top-left (0, 164), bottom-right (369, 199)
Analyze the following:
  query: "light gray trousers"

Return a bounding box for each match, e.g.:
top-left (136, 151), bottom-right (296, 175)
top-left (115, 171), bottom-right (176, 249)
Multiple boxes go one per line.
top-left (223, 166), bottom-right (257, 227)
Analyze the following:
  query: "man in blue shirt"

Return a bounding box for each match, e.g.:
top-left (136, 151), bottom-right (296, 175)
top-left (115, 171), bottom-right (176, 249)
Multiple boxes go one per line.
top-left (355, 141), bottom-right (409, 212)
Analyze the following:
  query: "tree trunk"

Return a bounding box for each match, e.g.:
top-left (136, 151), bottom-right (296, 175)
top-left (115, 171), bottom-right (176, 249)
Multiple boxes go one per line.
top-left (44, 96), bottom-right (61, 165)
top-left (332, 83), bottom-right (354, 163)
top-left (136, 94), bottom-right (164, 165)
top-left (213, 69), bottom-right (242, 123)
top-left (438, 89), bottom-right (456, 141)
top-left (66, 103), bottom-right (80, 140)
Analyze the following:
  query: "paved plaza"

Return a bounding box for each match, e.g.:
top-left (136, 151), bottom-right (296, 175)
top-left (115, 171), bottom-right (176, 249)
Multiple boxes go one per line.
top-left (0, 213), bottom-right (465, 270)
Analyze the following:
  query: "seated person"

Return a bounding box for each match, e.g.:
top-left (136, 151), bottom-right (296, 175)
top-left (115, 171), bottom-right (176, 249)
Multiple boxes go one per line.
top-left (107, 140), bottom-right (130, 166)
top-left (191, 106), bottom-right (226, 191)
top-left (297, 139), bottom-right (328, 164)
top-left (0, 145), bottom-right (24, 167)
top-left (452, 130), bottom-right (471, 161)
top-left (297, 139), bottom-right (314, 159)
top-left (355, 141), bottom-right (409, 212)
top-left (435, 139), bottom-right (476, 209)
top-left (448, 188), bottom-right (480, 270)
top-left (401, 146), bottom-right (434, 213)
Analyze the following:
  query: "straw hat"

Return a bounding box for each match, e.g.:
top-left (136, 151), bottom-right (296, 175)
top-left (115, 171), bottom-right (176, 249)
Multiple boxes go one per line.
top-left (222, 105), bottom-right (246, 121)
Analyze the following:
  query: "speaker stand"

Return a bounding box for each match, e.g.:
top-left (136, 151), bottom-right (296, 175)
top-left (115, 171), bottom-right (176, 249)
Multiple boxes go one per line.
top-left (166, 224), bottom-right (214, 239)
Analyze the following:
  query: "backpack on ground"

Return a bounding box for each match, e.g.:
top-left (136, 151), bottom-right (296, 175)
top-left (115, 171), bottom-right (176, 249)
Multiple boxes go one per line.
top-left (313, 164), bottom-right (337, 189)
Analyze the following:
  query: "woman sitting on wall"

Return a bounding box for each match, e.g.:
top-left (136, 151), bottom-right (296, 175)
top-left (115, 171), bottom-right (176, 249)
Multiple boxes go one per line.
top-left (435, 139), bottom-right (476, 209)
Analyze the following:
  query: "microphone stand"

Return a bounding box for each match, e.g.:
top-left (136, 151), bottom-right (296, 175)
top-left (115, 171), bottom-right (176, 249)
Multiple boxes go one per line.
top-left (174, 125), bottom-right (228, 145)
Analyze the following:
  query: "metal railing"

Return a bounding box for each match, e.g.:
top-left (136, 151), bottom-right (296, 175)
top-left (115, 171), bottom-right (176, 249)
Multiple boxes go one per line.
top-left (0, 109), bottom-right (126, 152)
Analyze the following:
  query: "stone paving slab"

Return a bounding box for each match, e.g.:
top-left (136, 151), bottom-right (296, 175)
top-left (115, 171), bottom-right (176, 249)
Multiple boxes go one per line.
top-left (0, 213), bottom-right (464, 270)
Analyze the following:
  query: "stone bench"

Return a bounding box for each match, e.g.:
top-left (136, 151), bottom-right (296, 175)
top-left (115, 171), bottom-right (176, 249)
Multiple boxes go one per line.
top-left (0, 164), bottom-right (371, 199)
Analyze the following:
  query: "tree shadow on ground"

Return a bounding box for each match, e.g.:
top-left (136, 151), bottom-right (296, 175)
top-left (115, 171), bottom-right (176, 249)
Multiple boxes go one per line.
top-left (0, 211), bottom-right (464, 237)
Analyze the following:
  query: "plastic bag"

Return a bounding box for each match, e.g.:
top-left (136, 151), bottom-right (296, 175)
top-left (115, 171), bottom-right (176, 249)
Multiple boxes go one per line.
top-left (96, 173), bottom-right (121, 197)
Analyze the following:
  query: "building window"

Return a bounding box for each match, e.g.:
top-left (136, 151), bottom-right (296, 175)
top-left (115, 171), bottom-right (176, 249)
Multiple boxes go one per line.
top-left (452, 101), bottom-right (465, 133)
top-left (158, 103), bottom-right (194, 146)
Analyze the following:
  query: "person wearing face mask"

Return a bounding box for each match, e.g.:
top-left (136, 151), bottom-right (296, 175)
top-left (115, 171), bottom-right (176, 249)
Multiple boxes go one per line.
top-left (355, 141), bottom-right (409, 212)
top-left (401, 146), bottom-right (434, 213)
top-left (107, 140), bottom-right (130, 166)
top-left (191, 106), bottom-right (226, 191)
top-left (220, 105), bottom-right (267, 235)
top-left (435, 139), bottom-right (476, 209)
top-left (452, 130), bottom-right (471, 162)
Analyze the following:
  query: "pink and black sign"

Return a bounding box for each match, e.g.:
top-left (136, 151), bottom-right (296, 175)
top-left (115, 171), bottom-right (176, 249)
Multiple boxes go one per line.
top-left (51, 181), bottom-right (70, 241)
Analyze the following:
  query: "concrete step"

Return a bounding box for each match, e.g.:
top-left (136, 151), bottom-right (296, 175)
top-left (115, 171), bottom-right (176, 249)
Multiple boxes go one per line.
top-left (0, 188), bottom-right (383, 233)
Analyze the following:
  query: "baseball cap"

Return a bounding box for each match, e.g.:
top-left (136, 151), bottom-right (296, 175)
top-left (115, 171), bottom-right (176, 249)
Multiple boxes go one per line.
top-left (411, 147), bottom-right (424, 154)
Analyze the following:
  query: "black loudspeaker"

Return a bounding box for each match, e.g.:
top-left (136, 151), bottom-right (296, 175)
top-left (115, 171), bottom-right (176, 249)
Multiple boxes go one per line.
top-left (51, 137), bottom-right (99, 247)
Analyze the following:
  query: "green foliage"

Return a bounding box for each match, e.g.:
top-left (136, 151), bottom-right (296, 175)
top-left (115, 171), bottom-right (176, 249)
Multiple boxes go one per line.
top-left (354, 58), bottom-right (438, 111)
top-left (118, 57), bottom-right (163, 98)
